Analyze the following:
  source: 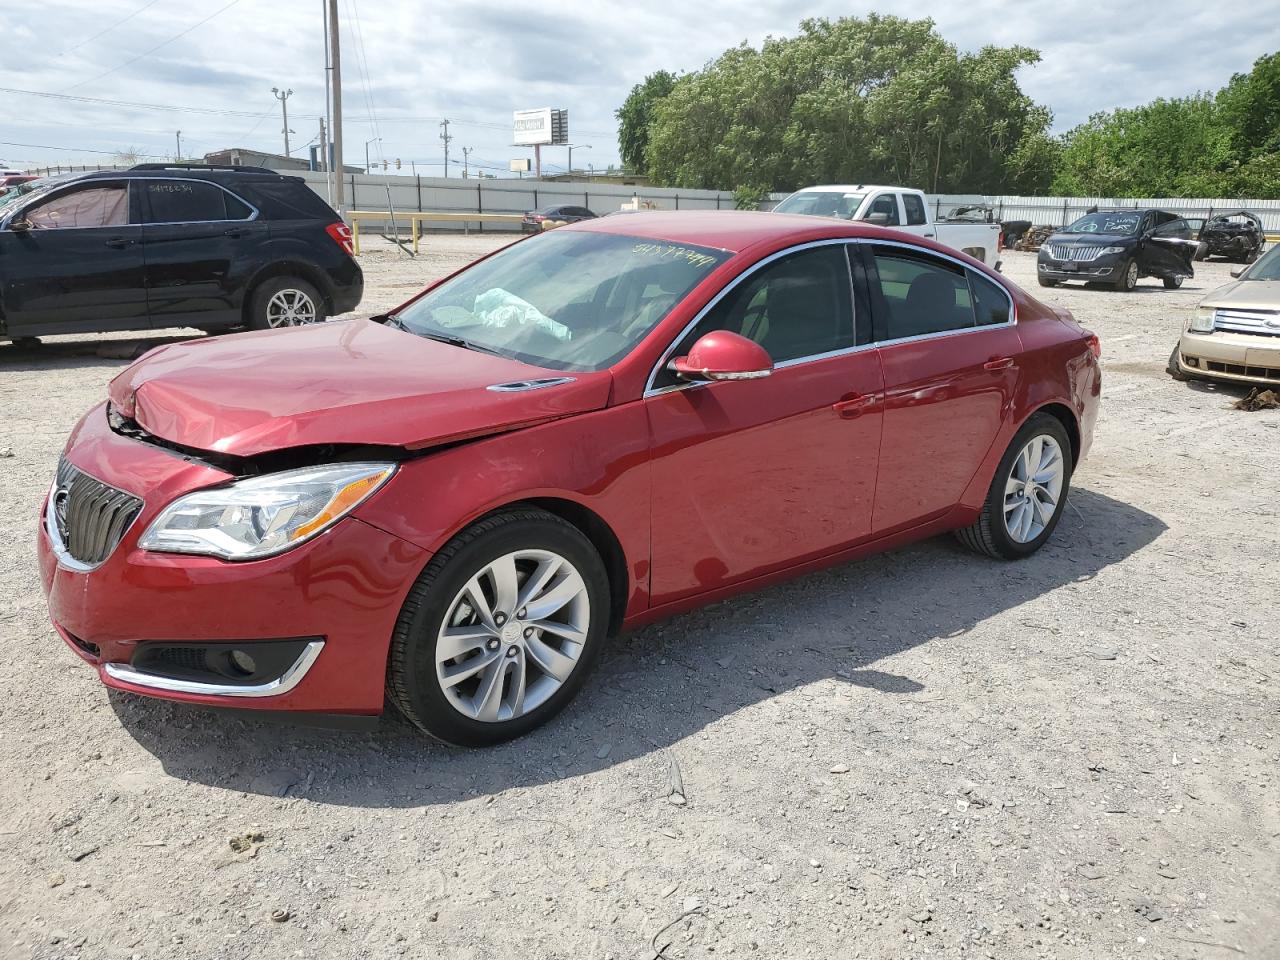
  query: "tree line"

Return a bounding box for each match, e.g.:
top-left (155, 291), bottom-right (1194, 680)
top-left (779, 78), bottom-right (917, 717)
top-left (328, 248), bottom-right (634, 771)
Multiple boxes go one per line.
top-left (616, 15), bottom-right (1279, 201)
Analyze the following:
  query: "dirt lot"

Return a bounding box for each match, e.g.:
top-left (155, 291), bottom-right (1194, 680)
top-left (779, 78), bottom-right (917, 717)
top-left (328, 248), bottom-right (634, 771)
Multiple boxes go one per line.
top-left (0, 236), bottom-right (1276, 960)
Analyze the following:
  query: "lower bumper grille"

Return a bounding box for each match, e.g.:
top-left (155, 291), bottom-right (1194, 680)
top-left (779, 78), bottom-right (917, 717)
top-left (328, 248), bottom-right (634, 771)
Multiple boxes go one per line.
top-left (48, 459), bottom-right (143, 567)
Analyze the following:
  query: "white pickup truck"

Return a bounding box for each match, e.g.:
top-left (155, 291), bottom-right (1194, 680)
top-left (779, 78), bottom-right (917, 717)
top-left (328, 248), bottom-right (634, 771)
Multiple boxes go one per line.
top-left (772, 185), bottom-right (1003, 269)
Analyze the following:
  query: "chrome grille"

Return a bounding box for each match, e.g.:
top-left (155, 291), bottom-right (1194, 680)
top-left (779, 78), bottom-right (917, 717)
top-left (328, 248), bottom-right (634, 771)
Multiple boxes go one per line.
top-left (1213, 308), bottom-right (1280, 337)
top-left (48, 459), bottom-right (143, 567)
top-left (1046, 243), bottom-right (1106, 262)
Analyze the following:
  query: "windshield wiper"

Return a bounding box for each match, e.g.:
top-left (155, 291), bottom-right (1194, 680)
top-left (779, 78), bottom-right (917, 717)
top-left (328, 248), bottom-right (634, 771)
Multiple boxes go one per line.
top-left (416, 330), bottom-right (505, 357)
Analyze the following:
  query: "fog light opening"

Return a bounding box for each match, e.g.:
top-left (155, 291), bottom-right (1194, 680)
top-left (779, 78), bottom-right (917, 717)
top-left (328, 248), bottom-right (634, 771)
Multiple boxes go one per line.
top-left (227, 649), bottom-right (257, 677)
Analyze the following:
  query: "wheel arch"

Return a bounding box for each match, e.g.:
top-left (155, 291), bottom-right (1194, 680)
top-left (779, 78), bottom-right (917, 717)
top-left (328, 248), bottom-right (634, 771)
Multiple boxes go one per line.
top-left (242, 260), bottom-right (335, 323)
top-left (1028, 401), bottom-right (1081, 466)
top-left (471, 496), bottom-right (630, 637)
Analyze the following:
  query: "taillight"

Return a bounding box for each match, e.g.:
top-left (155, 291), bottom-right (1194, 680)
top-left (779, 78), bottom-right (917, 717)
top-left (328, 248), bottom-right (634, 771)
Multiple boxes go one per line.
top-left (1086, 332), bottom-right (1101, 358)
top-left (325, 222), bottom-right (354, 256)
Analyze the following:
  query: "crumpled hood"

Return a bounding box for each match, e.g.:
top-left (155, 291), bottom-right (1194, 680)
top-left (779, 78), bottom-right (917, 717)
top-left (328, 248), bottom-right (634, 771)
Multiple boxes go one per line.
top-left (108, 320), bottom-right (614, 457)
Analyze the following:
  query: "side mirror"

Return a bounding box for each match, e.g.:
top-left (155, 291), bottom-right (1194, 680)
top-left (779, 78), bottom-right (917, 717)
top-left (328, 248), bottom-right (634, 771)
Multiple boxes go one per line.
top-left (1230, 267), bottom-right (1245, 279)
top-left (9, 217), bottom-right (31, 233)
top-left (668, 331), bottom-right (773, 382)
top-left (862, 212), bottom-right (891, 227)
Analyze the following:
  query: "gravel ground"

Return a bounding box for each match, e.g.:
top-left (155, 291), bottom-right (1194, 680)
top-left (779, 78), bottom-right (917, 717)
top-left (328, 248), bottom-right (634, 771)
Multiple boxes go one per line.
top-left (0, 235), bottom-right (1276, 960)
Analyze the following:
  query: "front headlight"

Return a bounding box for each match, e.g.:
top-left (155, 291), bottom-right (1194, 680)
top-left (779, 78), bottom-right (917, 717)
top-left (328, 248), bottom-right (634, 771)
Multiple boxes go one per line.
top-left (1189, 306), bottom-right (1216, 333)
top-left (1099, 246), bottom-right (1126, 256)
top-left (139, 462), bottom-right (396, 560)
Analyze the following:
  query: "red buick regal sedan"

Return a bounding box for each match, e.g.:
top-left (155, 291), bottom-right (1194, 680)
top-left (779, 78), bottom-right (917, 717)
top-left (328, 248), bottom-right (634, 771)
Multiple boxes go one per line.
top-left (39, 211), bottom-right (1100, 745)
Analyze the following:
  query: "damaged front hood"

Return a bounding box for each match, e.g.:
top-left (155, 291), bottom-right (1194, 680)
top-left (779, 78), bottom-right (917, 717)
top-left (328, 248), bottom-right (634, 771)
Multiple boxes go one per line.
top-left (108, 320), bottom-right (614, 457)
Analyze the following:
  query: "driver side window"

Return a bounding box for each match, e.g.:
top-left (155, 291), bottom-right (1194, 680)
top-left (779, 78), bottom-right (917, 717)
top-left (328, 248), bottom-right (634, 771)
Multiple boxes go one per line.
top-left (24, 185), bottom-right (129, 230)
top-left (655, 245), bottom-right (855, 389)
top-left (868, 194), bottom-right (901, 226)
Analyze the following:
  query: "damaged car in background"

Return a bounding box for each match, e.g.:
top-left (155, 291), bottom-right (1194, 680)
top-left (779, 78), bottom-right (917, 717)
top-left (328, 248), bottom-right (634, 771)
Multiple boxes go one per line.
top-left (1037, 208), bottom-right (1201, 291)
top-left (1169, 243), bottom-right (1280, 387)
top-left (1197, 211), bottom-right (1266, 264)
top-left (39, 211), bottom-right (1099, 747)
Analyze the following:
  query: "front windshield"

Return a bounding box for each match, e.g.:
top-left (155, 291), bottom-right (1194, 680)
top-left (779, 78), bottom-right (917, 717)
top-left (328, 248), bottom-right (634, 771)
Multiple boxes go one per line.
top-left (773, 191), bottom-right (865, 219)
top-left (1063, 211), bottom-right (1143, 235)
top-left (1241, 245), bottom-right (1280, 281)
top-left (393, 231), bottom-right (732, 371)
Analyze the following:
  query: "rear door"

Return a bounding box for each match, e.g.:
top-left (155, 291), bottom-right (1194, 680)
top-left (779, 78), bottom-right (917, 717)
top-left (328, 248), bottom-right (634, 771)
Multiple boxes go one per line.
top-left (897, 192), bottom-right (935, 240)
top-left (0, 179), bottom-right (147, 336)
top-left (861, 242), bottom-right (1022, 534)
top-left (139, 178), bottom-right (267, 329)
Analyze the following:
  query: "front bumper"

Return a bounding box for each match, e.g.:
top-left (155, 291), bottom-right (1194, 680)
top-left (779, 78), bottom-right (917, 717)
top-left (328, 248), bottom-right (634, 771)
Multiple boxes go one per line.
top-left (1175, 329), bottom-right (1280, 385)
top-left (1037, 256), bottom-right (1121, 280)
top-left (38, 404), bottom-right (430, 714)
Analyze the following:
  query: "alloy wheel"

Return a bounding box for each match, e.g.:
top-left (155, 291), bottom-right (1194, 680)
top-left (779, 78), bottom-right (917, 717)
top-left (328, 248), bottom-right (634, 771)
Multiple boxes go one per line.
top-left (1003, 435), bottom-right (1065, 544)
top-left (1124, 261), bottom-right (1139, 289)
top-left (434, 549), bottom-right (590, 723)
top-left (266, 289), bottom-right (319, 327)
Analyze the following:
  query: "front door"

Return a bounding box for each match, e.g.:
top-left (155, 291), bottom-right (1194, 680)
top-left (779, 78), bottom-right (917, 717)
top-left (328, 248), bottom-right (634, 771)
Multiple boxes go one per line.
top-left (646, 242), bottom-right (884, 605)
top-left (1145, 217), bottom-right (1197, 279)
top-left (139, 178), bottom-right (266, 329)
top-left (861, 243), bottom-right (1023, 534)
top-left (0, 180), bottom-right (147, 336)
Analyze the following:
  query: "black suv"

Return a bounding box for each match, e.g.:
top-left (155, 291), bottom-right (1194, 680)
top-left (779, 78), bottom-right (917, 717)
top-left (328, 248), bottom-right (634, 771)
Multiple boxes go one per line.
top-left (0, 163), bottom-right (362, 343)
top-left (1037, 208), bottom-right (1200, 291)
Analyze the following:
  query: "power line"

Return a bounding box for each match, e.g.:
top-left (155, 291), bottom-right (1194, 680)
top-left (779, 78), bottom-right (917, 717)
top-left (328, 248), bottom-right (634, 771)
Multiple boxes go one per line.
top-left (60, 0), bottom-right (246, 93)
top-left (0, 139), bottom-right (166, 158)
top-left (59, 0), bottom-right (167, 57)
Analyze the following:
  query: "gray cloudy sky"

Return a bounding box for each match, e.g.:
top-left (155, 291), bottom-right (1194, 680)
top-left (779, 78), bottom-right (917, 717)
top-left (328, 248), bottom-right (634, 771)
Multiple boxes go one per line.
top-left (1, 0), bottom-right (1275, 174)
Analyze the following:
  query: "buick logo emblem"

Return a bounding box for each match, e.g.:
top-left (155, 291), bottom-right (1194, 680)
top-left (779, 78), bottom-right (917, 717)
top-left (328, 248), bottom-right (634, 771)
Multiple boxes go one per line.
top-left (53, 487), bottom-right (70, 535)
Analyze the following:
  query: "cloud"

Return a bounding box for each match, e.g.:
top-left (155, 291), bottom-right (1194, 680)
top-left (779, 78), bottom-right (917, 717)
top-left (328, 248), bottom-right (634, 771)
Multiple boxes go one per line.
top-left (1, 0), bottom-right (1274, 174)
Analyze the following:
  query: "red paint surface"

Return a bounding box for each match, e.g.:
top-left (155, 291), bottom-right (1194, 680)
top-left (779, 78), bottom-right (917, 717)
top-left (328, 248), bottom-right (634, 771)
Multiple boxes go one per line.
top-left (43, 212), bottom-right (1100, 716)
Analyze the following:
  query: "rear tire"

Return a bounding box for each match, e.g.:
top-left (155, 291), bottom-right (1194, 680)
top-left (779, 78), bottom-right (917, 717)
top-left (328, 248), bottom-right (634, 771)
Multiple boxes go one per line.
top-left (386, 509), bottom-right (610, 747)
top-left (1163, 276), bottom-right (1184, 289)
top-left (248, 276), bottom-right (326, 331)
top-left (954, 413), bottom-right (1073, 560)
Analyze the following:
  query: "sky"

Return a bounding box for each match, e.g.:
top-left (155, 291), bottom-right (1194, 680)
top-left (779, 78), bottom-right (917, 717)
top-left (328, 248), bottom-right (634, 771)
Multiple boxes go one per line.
top-left (1, 0), bottom-right (1276, 176)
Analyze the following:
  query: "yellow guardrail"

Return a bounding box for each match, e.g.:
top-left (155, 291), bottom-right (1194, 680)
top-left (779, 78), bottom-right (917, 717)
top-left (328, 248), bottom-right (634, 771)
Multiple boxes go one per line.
top-left (347, 210), bottom-right (526, 255)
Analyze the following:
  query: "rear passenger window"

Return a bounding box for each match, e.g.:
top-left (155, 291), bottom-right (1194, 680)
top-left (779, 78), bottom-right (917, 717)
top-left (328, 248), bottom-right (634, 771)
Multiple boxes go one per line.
top-left (871, 248), bottom-right (975, 339)
top-left (902, 194), bottom-right (928, 226)
top-left (970, 272), bottom-right (1012, 326)
top-left (223, 191), bottom-right (254, 220)
top-left (144, 181), bottom-right (231, 223)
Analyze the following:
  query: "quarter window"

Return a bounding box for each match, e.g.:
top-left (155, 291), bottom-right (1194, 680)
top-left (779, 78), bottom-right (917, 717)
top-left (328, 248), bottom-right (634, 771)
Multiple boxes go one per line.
top-left (24, 185), bottom-right (128, 229)
top-left (871, 248), bottom-right (976, 339)
top-left (902, 193), bottom-right (928, 226)
top-left (970, 272), bottom-right (1012, 326)
top-left (143, 180), bottom-right (242, 224)
top-left (657, 244), bottom-right (854, 387)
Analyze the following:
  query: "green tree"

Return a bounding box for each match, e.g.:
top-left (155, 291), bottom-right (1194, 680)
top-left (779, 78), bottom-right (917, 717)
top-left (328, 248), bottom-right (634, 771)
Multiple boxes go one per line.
top-left (632, 15), bottom-right (1055, 195)
top-left (615, 70), bottom-right (677, 176)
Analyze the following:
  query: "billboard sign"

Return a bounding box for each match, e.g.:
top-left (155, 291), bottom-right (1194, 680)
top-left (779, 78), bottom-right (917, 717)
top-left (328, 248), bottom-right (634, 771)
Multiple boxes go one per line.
top-left (509, 158), bottom-right (532, 172)
top-left (514, 108), bottom-right (553, 146)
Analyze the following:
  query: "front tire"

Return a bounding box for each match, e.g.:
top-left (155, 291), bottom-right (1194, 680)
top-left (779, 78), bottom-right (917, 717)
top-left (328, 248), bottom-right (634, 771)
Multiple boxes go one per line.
top-left (1114, 258), bottom-right (1139, 292)
top-left (1037, 276), bottom-right (1059, 288)
top-left (1167, 344), bottom-right (1192, 381)
top-left (955, 413), bottom-right (1073, 560)
top-left (387, 509), bottom-right (610, 746)
top-left (248, 276), bottom-right (326, 331)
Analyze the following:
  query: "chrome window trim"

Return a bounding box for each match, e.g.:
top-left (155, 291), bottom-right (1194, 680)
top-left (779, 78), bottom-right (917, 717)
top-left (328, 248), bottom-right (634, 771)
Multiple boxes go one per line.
top-left (643, 237), bottom-right (1016, 398)
top-left (136, 176), bottom-right (261, 226)
top-left (3, 176), bottom-right (260, 230)
top-left (103, 640), bottom-right (325, 698)
top-left (643, 238), bottom-right (859, 397)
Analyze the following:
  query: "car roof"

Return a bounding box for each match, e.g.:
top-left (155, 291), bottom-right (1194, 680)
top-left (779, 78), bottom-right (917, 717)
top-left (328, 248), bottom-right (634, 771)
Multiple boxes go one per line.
top-left (563, 209), bottom-right (889, 254)
top-left (48, 166), bottom-right (303, 186)
top-left (789, 185), bottom-right (903, 194)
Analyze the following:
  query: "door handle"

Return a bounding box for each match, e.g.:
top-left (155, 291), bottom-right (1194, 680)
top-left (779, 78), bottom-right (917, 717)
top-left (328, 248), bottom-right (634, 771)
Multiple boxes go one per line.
top-left (832, 394), bottom-right (879, 419)
top-left (104, 236), bottom-right (132, 249)
top-left (984, 357), bottom-right (1015, 371)
top-left (923, 232), bottom-right (935, 238)
top-left (223, 228), bottom-right (244, 238)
